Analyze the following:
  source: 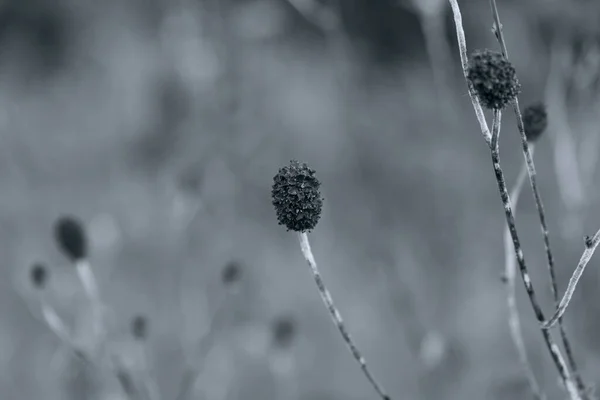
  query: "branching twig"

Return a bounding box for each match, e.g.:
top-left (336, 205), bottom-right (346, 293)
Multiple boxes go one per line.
top-left (448, 2), bottom-right (580, 397)
top-left (489, 110), bottom-right (580, 400)
top-left (503, 148), bottom-right (545, 400)
top-left (488, 2), bottom-right (589, 396)
top-left (542, 230), bottom-right (600, 329)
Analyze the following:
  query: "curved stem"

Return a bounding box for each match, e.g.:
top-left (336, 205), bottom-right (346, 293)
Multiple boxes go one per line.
top-left (504, 150), bottom-right (545, 400)
top-left (298, 232), bottom-right (391, 400)
top-left (447, 0), bottom-right (491, 146)
top-left (542, 229), bottom-right (600, 329)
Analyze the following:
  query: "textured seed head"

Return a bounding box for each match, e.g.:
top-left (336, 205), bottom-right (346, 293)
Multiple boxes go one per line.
top-left (30, 263), bottom-right (48, 289)
top-left (54, 215), bottom-right (88, 262)
top-left (271, 314), bottom-right (297, 350)
top-left (131, 314), bottom-right (149, 341)
top-left (467, 49), bottom-right (521, 110)
top-left (221, 260), bottom-right (242, 286)
top-left (271, 160), bottom-right (323, 232)
top-left (522, 102), bottom-right (548, 142)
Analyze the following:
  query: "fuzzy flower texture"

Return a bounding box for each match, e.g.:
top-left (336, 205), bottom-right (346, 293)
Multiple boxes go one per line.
top-left (272, 160), bottom-right (323, 232)
top-left (468, 49), bottom-right (521, 110)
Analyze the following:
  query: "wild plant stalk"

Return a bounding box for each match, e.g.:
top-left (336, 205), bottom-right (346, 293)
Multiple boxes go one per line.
top-left (490, 111), bottom-right (580, 400)
top-left (488, 2), bottom-right (589, 396)
top-left (542, 230), bottom-right (600, 329)
top-left (272, 160), bottom-right (390, 400)
top-left (503, 150), bottom-right (545, 400)
top-left (447, 2), bottom-right (580, 397)
top-left (298, 232), bottom-right (390, 400)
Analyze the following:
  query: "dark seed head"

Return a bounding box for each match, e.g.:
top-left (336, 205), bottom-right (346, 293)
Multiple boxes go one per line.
top-left (271, 160), bottom-right (323, 232)
top-left (221, 261), bottom-right (242, 286)
top-left (271, 314), bottom-right (297, 350)
top-left (522, 102), bottom-right (548, 142)
top-left (54, 215), bottom-right (88, 262)
top-left (467, 49), bottom-right (521, 110)
top-left (131, 315), bottom-right (149, 341)
top-left (30, 263), bottom-right (48, 289)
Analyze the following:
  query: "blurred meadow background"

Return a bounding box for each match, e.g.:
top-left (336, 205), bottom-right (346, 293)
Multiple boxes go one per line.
top-left (1, 0), bottom-right (600, 399)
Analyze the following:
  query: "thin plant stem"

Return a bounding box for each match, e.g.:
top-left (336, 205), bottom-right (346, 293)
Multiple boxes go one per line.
top-left (488, 110), bottom-right (580, 400)
top-left (542, 229), bottom-right (600, 329)
top-left (75, 259), bottom-right (104, 345)
top-left (488, 2), bottom-right (589, 395)
top-left (504, 148), bottom-right (546, 400)
top-left (174, 297), bottom-right (228, 400)
top-left (297, 232), bottom-right (390, 400)
top-left (447, 0), bottom-right (492, 146)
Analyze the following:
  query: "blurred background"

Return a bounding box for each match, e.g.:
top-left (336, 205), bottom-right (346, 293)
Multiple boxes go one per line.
top-left (1, 0), bottom-right (600, 399)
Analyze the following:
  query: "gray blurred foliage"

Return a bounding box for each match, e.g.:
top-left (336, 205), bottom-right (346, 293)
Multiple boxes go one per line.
top-left (1, 0), bottom-right (600, 399)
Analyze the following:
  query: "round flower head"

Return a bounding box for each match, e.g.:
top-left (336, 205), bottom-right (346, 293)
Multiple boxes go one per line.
top-left (30, 263), bottom-right (48, 289)
top-left (271, 160), bottom-right (323, 232)
top-left (467, 49), bottom-right (521, 110)
top-left (221, 260), bottom-right (242, 286)
top-left (131, 314), bottom-right (149, 341)
top-left (54, 215), bottom-right (88, 262)
top-left (522, 102), bottom-right (548, 142)
top-left (271, 314), bottom-right (297, 350)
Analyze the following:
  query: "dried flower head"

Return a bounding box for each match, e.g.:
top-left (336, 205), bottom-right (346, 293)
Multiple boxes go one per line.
top-left (54, 215), bottom-right (88, 262)
top-left (30, 263), bottom-right (48, 289)
top-left (221, 260), bottom-right (242, 286)
top-left (467, 49), bottom-right (521, 110)
top-left (271, 314), bottom-right (297, 350)
top-left (522, 102), bottom-right (548, 142)
top-left (271, 160), bottom-right (323, 232)
top-left (131, 314), bottom-right (149, 341)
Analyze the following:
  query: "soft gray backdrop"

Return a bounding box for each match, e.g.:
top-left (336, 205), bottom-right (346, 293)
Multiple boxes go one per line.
top-left (1, 0), bottom-right (600, 399)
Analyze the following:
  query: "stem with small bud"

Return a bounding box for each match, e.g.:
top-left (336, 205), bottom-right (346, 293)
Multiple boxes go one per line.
top-left (297, 232), bottom-right (391, 400)
top-left (489, 1), bottom-right (589, 395)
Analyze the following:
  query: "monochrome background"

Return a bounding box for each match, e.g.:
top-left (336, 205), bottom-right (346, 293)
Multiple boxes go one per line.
top-left (1, 0), bottom-right (600, 399)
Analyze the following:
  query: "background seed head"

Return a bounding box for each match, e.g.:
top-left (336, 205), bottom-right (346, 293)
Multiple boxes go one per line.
top-left (271, 160), bottom-right (323, 232)
top-left (54, 215), bottom-right (88, 262)
top-left (467, 49), bottom-right (521, 110)
top-left (522, 102), bottom-right (548, 142)
top-left (30, 263), bottom-right (48, 289)
top-left (271, 314), bottom-right (297, 350)
top-left (221, 260), bottom-right (243, 286)
top-left (131, 314), bottom-right (149, 341)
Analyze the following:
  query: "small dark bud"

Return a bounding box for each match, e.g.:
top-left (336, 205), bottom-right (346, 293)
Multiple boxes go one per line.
top-left (131, 315), bottom-right (149, 341)
top-left (467, 49), bottom-right (521, 110)
top-left (500, 274), bottom-right (508, 284)
top-left (221, 261), bottom-right (242, 286)
top-left (30, 263), bottom-right (48, 289)
top-left (271, 314), bottom-right (297, 350)
top-left (585, 235), bottom-right (594, 248)
top-left (522, 102), bottom-right (548, 142)
top-left (54, 215), bottom-right (88, 262)
top-left (271, 160), bottom-right (323, 232)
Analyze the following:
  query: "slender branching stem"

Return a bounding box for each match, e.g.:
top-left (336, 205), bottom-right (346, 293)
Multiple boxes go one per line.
top-left (488, 2), bottom-right (589, 395)
top-left (297, 232), bottom-right (390, 400)
top-left (489, 111), bottom-right (580, 400)
top-left (174, 298), bottom-right (228, 400)
top-left (542, 229), bottom-right (600, 329)
top-left (447, 0), bottom-right (491, 146)
top-left (504, 147), bottom-right (545, 400)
